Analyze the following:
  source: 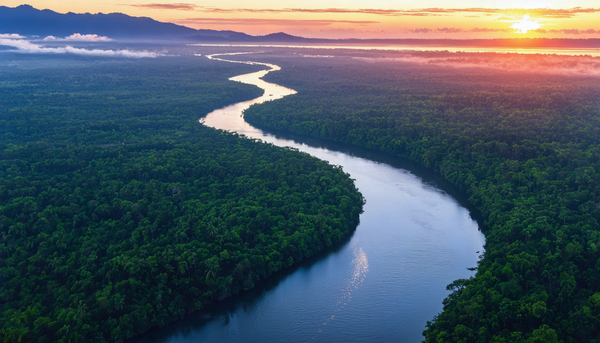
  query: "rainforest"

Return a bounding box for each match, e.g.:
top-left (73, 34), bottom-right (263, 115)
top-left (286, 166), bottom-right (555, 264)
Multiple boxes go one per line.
top-left (1, 41), bottom-right (600, 343)
top-left (243, 50), bottom-right (600, 342)
top-left (0, 53), bottom-right (364, 342)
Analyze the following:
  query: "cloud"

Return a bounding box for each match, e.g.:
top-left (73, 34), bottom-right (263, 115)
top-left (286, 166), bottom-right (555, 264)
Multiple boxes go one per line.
top-left (404, 27), bottom-right (599, 35)
top-left (355, 53), bottom-right (600, 77)
top-left (189, 6), bottom-right (600, 19)
top-left (409, 28), bottom-right (433, 33)
top-left (195, 7), bottom-right (444, 16)
top-left (43, 33), bottom-right (112, 42)
top-left (531, 28), bottom-right (600, 35)
top-left (436, 27), bottom-right (464, 33)
top-left (409, 27), bottom-right (466, 33)
top-left (177, 18), bottom-right (379, 26)
top-left (0, 33), bottom-right (26, 39)
top-left (128, 3), bottom-right (197, 10)
top-left (405, 27), bottom-right (515, 34)
top-left (469, 27), bottom-right (512, 33)
top-left (559, 29), bottom-right (581, 34)
top-left (0, 38), bottom-right (157, 58)
top-left (557, 29), bottom-right (599, 34)
top-left (519, 7), bottom-right (600, 18)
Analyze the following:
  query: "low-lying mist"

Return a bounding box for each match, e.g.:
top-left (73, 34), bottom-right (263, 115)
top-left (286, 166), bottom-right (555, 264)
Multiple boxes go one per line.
top-left (0, 35), bottom-right (158, 58)
top-left (355, 52), bottom-right (600, 77)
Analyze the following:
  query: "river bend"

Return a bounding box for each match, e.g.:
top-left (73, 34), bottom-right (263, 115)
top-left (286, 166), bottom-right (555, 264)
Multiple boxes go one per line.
top-left (132, 53), bottom-right (485, 343)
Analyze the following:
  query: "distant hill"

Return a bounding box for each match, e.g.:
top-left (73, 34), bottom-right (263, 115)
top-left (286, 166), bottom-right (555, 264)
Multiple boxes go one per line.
top-left (2, 5), bottom-right (599, 48)
top-left (0, 5), bottom-right (317, 42)
top-left (0, 5), bottom-right (324, 42)
top-left (187, 32), bottom-right (326, 43)
top-left (0, 5), bottom-right (249, 40)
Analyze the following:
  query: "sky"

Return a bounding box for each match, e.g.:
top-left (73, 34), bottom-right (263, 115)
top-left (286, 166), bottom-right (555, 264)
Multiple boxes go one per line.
top-left (4, 1), bottom-right (600, 39)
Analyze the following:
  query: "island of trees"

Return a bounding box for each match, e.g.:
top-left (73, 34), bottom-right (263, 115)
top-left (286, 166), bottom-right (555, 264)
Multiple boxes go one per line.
top-left (0, 54), bottom-right (364, 342)
top-left (244, 50), bottom-right (600, 342)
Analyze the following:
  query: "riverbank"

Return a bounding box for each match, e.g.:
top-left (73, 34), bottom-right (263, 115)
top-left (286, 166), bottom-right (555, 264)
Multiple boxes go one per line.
top-left (0, 53), bottom-right (365, 343)
top-left (130, 54), bottom-right (483, 343)
top-left (242, 52), bottom-right (600, 341)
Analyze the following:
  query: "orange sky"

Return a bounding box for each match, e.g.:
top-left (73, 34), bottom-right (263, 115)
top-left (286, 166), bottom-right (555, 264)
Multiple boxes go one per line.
top-left (4, 1), bottom-right (600, 38)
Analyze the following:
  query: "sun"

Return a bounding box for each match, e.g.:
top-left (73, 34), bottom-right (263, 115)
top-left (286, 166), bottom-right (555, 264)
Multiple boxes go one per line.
top-left (511, 15), bottom-right (542, 34)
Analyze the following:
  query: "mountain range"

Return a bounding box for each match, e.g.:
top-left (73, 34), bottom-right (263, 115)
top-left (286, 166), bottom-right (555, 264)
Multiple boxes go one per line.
top-left (0, 4), bottom-right (308, 42)
top-left (1, 4), bottom-right (599, 48)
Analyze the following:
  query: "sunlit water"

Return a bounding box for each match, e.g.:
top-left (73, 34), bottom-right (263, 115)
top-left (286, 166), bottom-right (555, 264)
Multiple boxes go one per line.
top-left (131, 54), bottom-right (485, 343)
top-left (192, 43), bottom-right (600, 57)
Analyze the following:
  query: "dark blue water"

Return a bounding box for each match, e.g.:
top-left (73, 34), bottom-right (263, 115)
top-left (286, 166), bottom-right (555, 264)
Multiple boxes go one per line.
top-left (131, 55), bottom-right (484, 343)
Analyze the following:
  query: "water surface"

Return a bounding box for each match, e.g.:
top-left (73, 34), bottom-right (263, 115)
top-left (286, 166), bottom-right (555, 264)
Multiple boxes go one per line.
top-left (192, 43), bottom-right (600, 57)
top-left (132, 54), bottom-right (485, 343)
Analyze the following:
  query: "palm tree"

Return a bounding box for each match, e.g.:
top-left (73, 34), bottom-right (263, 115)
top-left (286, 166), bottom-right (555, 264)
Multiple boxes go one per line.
top-left (72, 213), bottom-right (89, 230)
top-left (219, 235), bottom-right (227, 246)
top-left (164, 264), bottom-right (174, 274)
top-left (74, 300), bottom-right (89, 321)
top-left (154, 292), bottom-right (163, 309)
top-left (0, 328), bottom-right (27, 343)
top-left (205, 257), bottom-right (220, 282)
top-left (37, 241), bottom-right (48, 257)
top-left (206, 224), bottom-right (218, 240)
top-left (178, 261), bottom-right (188, 275)
top-left (55, 236), bottom-right (66, 255)
top-left (149, 224), bottom-right (155, 240)
top-left (114, 295), bottom-right (125, 311)
top-left (49, 257), bottom-right (62, 271)
top-left (9, 308), bottom-right (28, 328)
top-left (176, 229), bottom-right (188, 243)
top-left (124, 260), bottom-right (137, 279)
top-left (140, 256), bottom-right (150, 270)
top-left (8, 223), bottom-right (25, 240)
top-left (188, 252), bottom-right (198, 273)
top-left (57, 324), bottom-right (70, 338)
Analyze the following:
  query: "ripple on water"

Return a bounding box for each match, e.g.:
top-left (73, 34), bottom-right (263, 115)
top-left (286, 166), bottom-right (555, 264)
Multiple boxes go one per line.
top-left (130, 53), bottom-right (484, 343)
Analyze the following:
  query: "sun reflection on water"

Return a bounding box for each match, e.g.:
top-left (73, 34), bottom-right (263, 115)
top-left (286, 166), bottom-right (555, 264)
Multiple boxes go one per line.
top-left (313, 244), bottom-right (369, 339)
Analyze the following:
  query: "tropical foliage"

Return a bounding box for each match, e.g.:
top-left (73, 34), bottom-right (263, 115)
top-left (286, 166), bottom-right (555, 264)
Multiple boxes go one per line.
top-left (0, 54), bottom-right (364, 342)
top-left (244, 53), bottom-right (600, 342)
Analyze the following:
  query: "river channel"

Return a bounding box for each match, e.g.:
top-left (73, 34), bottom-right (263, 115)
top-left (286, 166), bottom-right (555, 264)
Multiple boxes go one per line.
top-left (131, 53), bottom-right (485, 343)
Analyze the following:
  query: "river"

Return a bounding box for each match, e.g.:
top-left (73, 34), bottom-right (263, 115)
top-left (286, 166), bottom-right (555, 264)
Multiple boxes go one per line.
top-left (131, 53), bottom-right (485, 343)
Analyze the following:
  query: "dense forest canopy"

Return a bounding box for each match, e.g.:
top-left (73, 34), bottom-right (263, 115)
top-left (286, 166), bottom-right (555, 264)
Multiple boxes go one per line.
top-left (242, 50), bottom-right (600, 342)
top-left (0, 53), bottom-right (364, 342)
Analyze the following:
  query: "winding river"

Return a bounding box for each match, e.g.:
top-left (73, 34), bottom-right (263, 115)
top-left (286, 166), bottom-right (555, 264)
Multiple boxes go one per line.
top-left (132, 54), bottom-right (485, 343)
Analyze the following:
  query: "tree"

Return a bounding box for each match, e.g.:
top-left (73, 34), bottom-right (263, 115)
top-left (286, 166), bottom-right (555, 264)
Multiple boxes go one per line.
top-left (205, 257), bottom-right (220, 282)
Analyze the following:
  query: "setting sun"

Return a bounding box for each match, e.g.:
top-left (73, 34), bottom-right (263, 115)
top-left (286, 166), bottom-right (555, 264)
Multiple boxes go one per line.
top-left (510, 15), bottom-right (542, 34)
top-left (3, 0), bottom-right (600, 342)
top-left (1, 0), bottom-right (599, 39)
